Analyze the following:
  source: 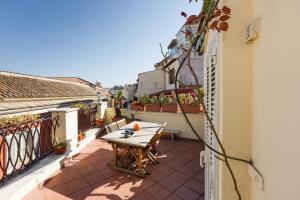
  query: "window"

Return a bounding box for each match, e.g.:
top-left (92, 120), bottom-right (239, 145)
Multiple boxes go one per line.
top-left (153, 81), bottom-right (158, 88)
top-left (169, 48), bottom-right (176, 57)
top-left (169, 68), bottom-right (175, 84)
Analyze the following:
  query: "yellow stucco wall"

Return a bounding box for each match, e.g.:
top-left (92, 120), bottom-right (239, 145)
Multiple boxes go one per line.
top-left (105, 108), bottom-right (205, 140)
top-left (136, 69), bottom-right (165, 96)
top-left (250, 1), bottom-right (300, 200)
top-left (214, 0), bottom-right (253, 200)
top-left (216, 0), bottom-right (300, 200)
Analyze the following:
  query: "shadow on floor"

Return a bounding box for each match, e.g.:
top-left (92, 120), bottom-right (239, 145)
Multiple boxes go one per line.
top-left (24, 136), bottom-right (205, 200)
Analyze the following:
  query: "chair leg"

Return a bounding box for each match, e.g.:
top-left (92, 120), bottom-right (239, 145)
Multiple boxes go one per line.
top-left (148, 152), bottom-right (159, 164)
top-left (151, 147), bottom-right (162, 157)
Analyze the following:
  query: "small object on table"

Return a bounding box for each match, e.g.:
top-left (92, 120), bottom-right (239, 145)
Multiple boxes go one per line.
top-left (133, 123), bottom-right (141, 131)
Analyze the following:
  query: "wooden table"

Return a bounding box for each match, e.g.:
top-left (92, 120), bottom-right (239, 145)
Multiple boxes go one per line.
top-left (101, 121), bottom-right (162, 177)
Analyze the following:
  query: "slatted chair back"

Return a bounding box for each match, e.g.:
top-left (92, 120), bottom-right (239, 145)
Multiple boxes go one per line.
top-left (116, 119), bottom-right (127, 129)
top-left (105, 122), bottom-right (119, 134)
top-left (147, 122), bottom-right (167, 150)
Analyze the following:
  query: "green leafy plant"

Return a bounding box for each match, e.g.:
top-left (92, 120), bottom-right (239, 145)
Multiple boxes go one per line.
top-left (0, 114), bottom-right (40, 128)
top-left (54, 142), bottom-right (66, 149)
top-left (114, 91), bottom-right (123, 105)
top-left (71, 102), bottom-right (90, 111)
top-left (178, 93), bottom-right (200, 105)
top-left (159, 93), bottom-right (175, 105)
top-left (149, 95), bottom-right (159, 104)
top-left (138, 94), bottom-right (150, 105)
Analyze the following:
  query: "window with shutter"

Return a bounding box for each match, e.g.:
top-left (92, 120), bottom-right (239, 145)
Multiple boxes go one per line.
top-left (204, 32), bottom-right (219, 200)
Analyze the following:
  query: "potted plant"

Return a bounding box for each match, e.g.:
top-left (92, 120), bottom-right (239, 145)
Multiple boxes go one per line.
top-left (130, 94), bottom-right (148, 111)
top-left (54, 142), bottom-right (66, 155)
top-left (145, 95), bottom-right (161, 112)
top-left (112, 91), bottom-right (125, 121)
top-left (179, 93), bottom-right (203, 114)
top-left (160, 93), bottom-right (179, 113)
top-left (0, 114), bottom-right (40, 129)
top-left (78, 132), bottom-right (86, 142)
top-left (95, 118), bottom-right (105, 128)
top-left (71, 102), bottom-right (91, 113)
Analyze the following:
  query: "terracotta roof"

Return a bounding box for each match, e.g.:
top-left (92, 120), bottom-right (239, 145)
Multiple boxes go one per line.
top-left (0, 72), bottom-right (99, 100)
top-left (48, 77), bottom-right (93, 86)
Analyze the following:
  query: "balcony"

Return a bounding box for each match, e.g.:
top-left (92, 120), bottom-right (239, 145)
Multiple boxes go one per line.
top-left (23, 136), bottom-right (204, 200)
top-left (0, 103), bottom-right (205, 200)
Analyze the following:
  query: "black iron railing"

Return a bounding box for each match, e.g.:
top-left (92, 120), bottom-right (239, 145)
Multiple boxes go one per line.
top-left (0, 116), bottom-right (59, 184)
top-left (78, 107), bottom-right (96, 132)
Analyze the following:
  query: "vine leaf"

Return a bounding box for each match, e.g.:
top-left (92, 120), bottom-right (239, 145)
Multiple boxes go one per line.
top-left (219, 15), bottom-right (230, 21)
top-left (222, 6), bottom-right (231, 15)
top-left (214, 9), bottom-right (222, 17)
top-left (219, 21), bottom-right (229, 31)
top-left (210, 20), bottom-right (219, 30)
top-left (187, 15), bottom-right (198, 25)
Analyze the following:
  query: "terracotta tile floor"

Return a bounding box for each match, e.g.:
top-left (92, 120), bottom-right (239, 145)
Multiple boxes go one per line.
top-left (23, 136), bottom-right (205, 200)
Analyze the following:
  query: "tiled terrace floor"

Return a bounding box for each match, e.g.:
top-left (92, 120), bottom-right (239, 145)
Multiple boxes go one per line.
top-left (23, 137), bottom-right (205, 200)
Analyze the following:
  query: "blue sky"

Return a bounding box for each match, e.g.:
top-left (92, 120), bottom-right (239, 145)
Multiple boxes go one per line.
top-left (0, 0), bottom-right (201, 87)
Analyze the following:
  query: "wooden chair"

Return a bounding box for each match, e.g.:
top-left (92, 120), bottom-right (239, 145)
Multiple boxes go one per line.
top-left (116, 119), bottom-right (127, 129)
top-left (128, 123), bottom-right (167, 168)
top-left (147, 122), bottom-right (167, 163)
top-left (105, 122), bottom-right (119, 134)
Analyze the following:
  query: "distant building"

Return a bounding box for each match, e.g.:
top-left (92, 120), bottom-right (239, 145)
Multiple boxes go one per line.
top-left (136, 21), bottom-right (204, 96)
top-left (122, 84), bottom-right (137, 102)
top-left (49, 76), bottom-right (110, 98)
top-left (0, 71), bottom-right (109, 114)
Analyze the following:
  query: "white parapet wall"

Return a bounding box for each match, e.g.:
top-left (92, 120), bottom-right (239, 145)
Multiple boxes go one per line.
top-left (96, 101), bottom-right (107, 119)
top-left (50, 108), bottom-right (79, 151)
top-left (105, 108), bottom-right (205, 140)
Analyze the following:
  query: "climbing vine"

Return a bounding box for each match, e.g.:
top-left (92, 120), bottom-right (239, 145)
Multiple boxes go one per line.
top-left (160, 1), bottom-right (259, 199)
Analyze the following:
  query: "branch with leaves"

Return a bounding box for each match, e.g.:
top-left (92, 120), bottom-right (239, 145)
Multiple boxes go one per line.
top-left (159, 0), bottom-right (261, 199)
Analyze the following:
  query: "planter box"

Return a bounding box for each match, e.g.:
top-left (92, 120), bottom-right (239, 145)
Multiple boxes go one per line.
top-left (54, 146), bottom-right (66, 155)
top-left (112, 116), bottom-right (125, 122)
top-left (181, 104), bottom-right (203, 114)
top-left (130, 104), bottom-right (144, 111)
top-left (162, 104), bottom-right (179, 113)
top-left (145, 104), bottom-right (161, 112)
top-left (95, 119), bottom-right (105, 128)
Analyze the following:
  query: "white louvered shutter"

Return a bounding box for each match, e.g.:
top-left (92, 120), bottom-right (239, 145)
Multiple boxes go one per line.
top-left (204, 32), bottom-right (219, 200)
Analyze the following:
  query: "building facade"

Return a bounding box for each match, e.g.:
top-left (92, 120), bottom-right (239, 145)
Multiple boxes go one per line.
top-left (203, 1), bottom-right (300, 200)
top-left (136, 22), bottom-right (204, 96)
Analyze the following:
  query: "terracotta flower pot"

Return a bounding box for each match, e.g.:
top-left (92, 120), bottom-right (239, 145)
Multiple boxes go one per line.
top-left (162, 104), bottom-right (179, 113)
top-left (54, 144), bottom-right (66, 155)
top-left (130, 103), bottom-right (144, 111)
top-left (78, 134), bottom-right (85, 141)
top-left (181, 104), bottom-right (203, 114)
top-left (145, 104), bottom-right (161, 112)
top-left (95, 119), bottom-right (105, 128)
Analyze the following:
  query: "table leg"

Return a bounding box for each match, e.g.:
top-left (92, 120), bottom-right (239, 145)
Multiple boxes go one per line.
top-left (137, 148), bottom-right (142, 173)
top-left (112, 143), bottom-right (118, 167)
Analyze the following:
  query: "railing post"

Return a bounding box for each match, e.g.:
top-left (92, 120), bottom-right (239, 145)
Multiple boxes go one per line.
top-left (95, 102), bottom-right (107, 120)
top-left (50, 108), bottom-right (79, 152)
top-left (0, 135), bottom-right (5, 180)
